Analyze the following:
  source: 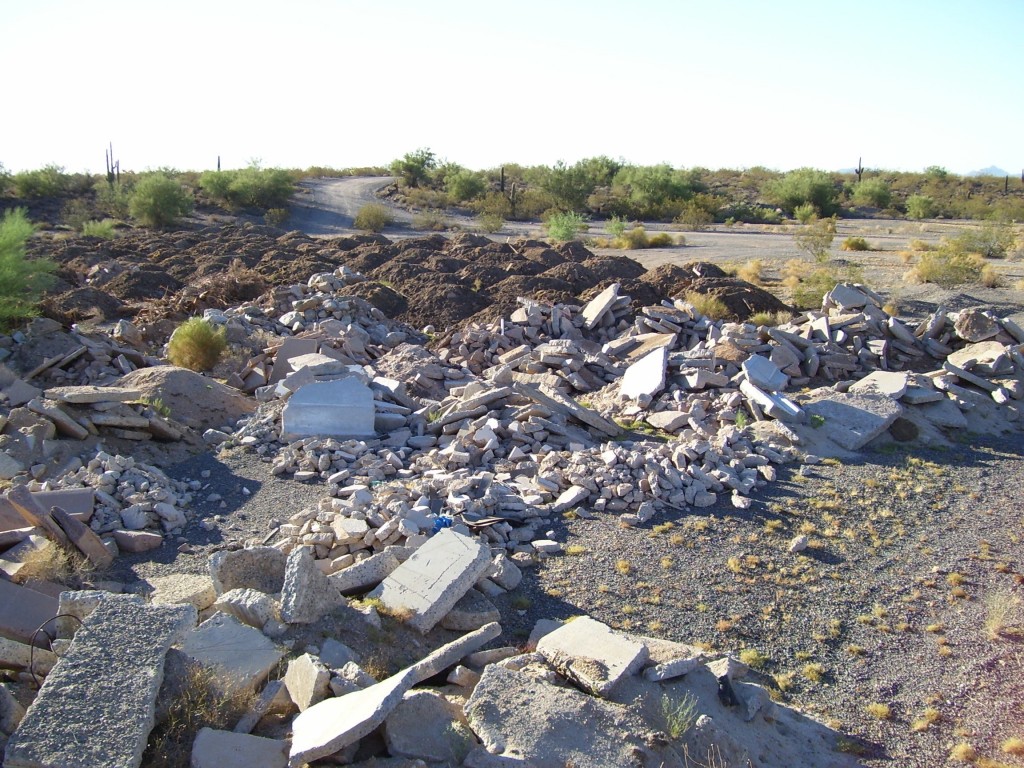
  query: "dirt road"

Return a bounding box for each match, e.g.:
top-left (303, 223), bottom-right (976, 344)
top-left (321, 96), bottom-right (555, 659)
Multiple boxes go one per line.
top-left (288, 176), bottom-right (411, 235)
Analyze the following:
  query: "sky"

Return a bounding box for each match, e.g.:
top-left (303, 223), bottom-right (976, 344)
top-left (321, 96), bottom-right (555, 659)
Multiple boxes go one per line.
top-left (2, 0), bottom-right (1022, 176)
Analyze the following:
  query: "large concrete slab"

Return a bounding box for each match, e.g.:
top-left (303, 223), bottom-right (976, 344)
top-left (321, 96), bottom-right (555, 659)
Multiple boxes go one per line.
top-left (209, 546), bottom-right (287, 595)
top-left (268, 338), bottom-right (318, 384)
top-left (803, 392), bottom-right (903, 451)
top-left (4, 595), bottom-right (196, 768)
top-left (849, 371), bottom-right (908, 399)
top-left (280, 546), bottom-right (344, 623)
top-left (191, 728), bottom-right (287, 768)
top-left (367, 529), bottom-right (492, 634)
top-left (536, 616), bottom-right (649, 696)
top-left (0, 579), bottom-right (59, 646)
top-left (581, 283), bottom-right (619, 330)
top-left (742, 355), bottom-right (788, 391)
top-left (620, 346), bottom-right (668, 401)
top-left (181, 614), bottom-right (284, 694)
top-left (282, 378), bottom-right (375, 439)
top-left (289, 622), bottom-right (500, 767)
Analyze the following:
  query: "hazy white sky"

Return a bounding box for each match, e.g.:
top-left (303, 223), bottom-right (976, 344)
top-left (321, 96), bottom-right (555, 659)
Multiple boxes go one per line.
top-left (2, 0), bottom-right (1021, 175)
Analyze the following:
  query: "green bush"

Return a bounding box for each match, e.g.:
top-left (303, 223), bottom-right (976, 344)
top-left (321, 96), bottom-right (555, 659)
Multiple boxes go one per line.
top-left (475, 213), bottom-right (504, 234)
top-left (390, 148), bottom-right (436, 188)
top-left (0, 208), bottom-right (55, 330)
top-left (793, 202), bottom-right (818, 224)
top-left (166, 318), bottom-right (227, 372)
top-left (199, 168), bottom-right (294, 210)
top-left (851, 179), bottom-right (891, 208)
top-left (841, 236), bottom-right (870, 251)
top-left (794, 216), bottom-right (837, 262)
top-left (12, 165), bottom-right (68, 198)
top-left (763, 168), bottom-right (839, 216)
top-left (353, 203), bottom-right (393, 232)
top-left (545, 211), bottom-right (588, 242)
top-left (606, 215), bottom-right (628, 237)
top-left (906, 194), bottom-right (937, 220)
top-left (264, 208), bottom-right (289, 227)
top-left (412, 210), bottom-right (449, 231)
top-left (909, 248), bottom-right (983, 287)
top-left (81, 219), bottom-right (117, 239)
top-left (648, 232), bottom-right (675, 247)
top-left (674, 201), bottom-right (713, 231)
top-left (95, 180), bottom-right (133, 218)
top-left (130, 173), bottom-right (193, 228)
top-left (444, 169), bottom-right (486, 203)
top-left (948, 221), bottom-right (1016, 259)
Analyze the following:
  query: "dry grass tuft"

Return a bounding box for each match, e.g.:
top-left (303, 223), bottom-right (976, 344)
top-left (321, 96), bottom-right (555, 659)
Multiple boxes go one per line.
top-left (736, 259), bottom-right (764, 285)
top-left (865, 702), bottom-right (892, 720)
top-left (984, 589), bottom-right (1022, 640)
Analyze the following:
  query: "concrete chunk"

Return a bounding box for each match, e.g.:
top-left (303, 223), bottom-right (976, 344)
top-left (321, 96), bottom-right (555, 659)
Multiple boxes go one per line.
top-left (4, 596), bottom-right (196, 768)
top-left (536, 615), bottom-right (649, 696)
top-left (440, 589), bottom-right (501, 631)
top-left (282, 378), bottom-right (375, 439)
top-left (209, 546), bottom-right (287, 596)
top-left (620, 346), bottom-right (668, 401)
top-left (849, 371), bottom-right (909, 399)
top-left (148, 573), bottom-right (217, 611)
top-left (280, 546), bottom-right (344, 624)
top-left (181, 614), bottom-right (284, 694)
top-left (368, 529), bottom-right (493, 633)
top-left (289, 622), bottom-right (500, 767)
top-left (214, 588), bottom-right (280, 628)
top-left (803, 392), bottom-right (904, 450)
top-left (742, 355), bottom-right (788, 391)
top-left (384, 690), bottom-right (475, 762)
top-left (328, 550), bottom-right (400, 595)
top-left (581, 283), bottom-right (620, 330)
top-left (112, 529), bottom-right (163, 553)
top-left (43, 386), bottom-right (142, 404)
top-left (284, 653), bottom-right (331, 711)
top-left (0, 579), bottom-right (59, 646)
top-left (191, 728), bottom-right (287, 768)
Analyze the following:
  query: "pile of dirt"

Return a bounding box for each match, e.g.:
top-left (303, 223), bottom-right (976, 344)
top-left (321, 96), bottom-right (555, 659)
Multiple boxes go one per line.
top-left (33, 225), bottom-right (791, 332)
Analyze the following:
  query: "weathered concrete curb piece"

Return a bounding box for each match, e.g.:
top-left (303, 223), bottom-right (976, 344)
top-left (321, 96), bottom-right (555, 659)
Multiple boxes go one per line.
top-left (4, 595), bottom-right (196, 768)
top-left (536, 616), bottom-right (648, 696)
top-left (191, 727), bottom-right (288, 768)
top-left (367, 528), bottom-right (492, 633)
top-left (289, 622), bottom-right (500, 767)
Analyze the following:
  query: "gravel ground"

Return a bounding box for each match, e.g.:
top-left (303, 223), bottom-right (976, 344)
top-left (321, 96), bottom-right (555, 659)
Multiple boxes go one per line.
top-left (95, 424), bottom-right (1024, 768)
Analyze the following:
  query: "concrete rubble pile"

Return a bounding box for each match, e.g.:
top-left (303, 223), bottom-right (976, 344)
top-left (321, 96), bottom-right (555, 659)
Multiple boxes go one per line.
top-left (2, 573), bottom-right (863, 768)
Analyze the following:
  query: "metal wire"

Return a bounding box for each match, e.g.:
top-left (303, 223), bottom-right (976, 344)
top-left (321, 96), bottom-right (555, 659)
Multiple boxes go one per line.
top-left (27, 613), bottom-right (83, 689)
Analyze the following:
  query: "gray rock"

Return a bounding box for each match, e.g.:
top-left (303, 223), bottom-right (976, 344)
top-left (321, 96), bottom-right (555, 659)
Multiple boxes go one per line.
top-left (328, 550), bottom-right (400, 595)
top-left (620, 346), bottom-right (668, 401)
top-left (4, 596), bottom-right (195, 768)
top-left (209, 546), bottom-right (287, 596)
top-left (280, 546), bottom-right (344, 624)
top-left (849, 371), bottom-right (908, 399)
top-left (214, 588), bottom-right (280, 628)
top-left (191, 728), bottom-right (288, 768)
top-left (954, 309), bottom-right (999, 342)
top-left (536, 615), bottom-right (648, 696)
top-left (803, 392), bottom-right (903, 451)
top-left (440, 588), bottom-right (501, 631)
top-left (284, 653), bottom-right (331, 712)
top-left (319, 637), bottom-right (359, 668)
top-left (181, 614), bottom-right (284, 694)
top-left (384, 690), bottom-right (475, 763)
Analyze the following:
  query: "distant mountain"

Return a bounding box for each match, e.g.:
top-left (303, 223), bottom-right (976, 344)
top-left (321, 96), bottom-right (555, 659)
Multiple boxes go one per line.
top-left (968, 166), bottom-right (1009, 177)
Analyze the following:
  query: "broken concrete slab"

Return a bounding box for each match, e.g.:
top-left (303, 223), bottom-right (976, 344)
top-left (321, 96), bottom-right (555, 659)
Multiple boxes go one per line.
top-left (328, 550), bottom-right (400, 595)
top-left (319, 638), bottom-right (359, 668)
top-left (282, 378), bottom-right (375, 439)
top-left (915, 397), bottom-right (969, 429)
top-left (0, 683), bottom-right (25, 736)
top-left (191, 728), bottom-right (288, 768)
top-left (209, 546), bottom-right (287, 595)
top-left (645, 409), bottom-right (690, 432)
top-left (112, 529), bottom-right (163, 553)
top-left (0, 579), bottom-right (59, 646)
top-left (620, 346), bottom-right (668, 401)
top-left (214, 588), bottom-right (280, 628)
top-left (280, 546), bottom-right (344, 623)
top-left (367, 528), bottom-right (493, 633)
top-left (384, 689), bottom-right (475, 763)
top-left (284, 653), bottom-right (331, 712)
top-left (848, 371), bottom-right (908, 399)
top-left (536, 615), bottom-right (649, 696)
top-left (803, 392), bottom-right (903, 451)
top-left (147, 573), bottom-right (217, 611)
top-left (740, 380), bottom-right (805, 422)
top-left (742, 355), bottom-right (788, 391)
top-left (439, 588), bottom-right (501, 631)
top-left (289, 622), bottom-right (500, 767)
top-left (465, 663), bottom-right (680, 768)
top-left (42, 385), bottom-right (143, 404)
top-left (29, 488), bottom-right (94, 522)
top-left (954, 309), bottom-right (999, 342)
top-left (581, 283), bottom-right (620, 330)
top-left (181, 614), bottom-right (284, 694)
top-left (0, 635), bottom-right (58, 675)
top-left (268, 338), bottom-right (319, 384)
top-left (4, 596), bottom-right (195, 768)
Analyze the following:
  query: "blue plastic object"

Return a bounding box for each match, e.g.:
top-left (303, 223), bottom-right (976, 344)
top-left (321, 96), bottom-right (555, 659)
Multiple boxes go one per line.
top-left (432, 515), bottom-right (454, 532)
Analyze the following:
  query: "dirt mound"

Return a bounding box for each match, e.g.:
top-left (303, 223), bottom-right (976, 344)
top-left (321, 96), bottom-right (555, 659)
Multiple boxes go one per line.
top-left (41, 287), bottom-right (126, 325)
top-left (116, 365), bottom-right (255, 432)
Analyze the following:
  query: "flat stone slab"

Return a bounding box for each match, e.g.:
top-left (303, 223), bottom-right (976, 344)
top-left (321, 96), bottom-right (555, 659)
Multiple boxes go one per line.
top-left (4, 595), bottom-right (196, 768)
top-left (384, 690), bottom-right (474, 762)
top-left (329, 550), bottom-right (400, 595)
top-left (181, 614), bottom-right (284, 694)
top-left (191, 728), bottom-right (287, 768)
top-left (581, 283), bottom-right (619, 330)
top-left (209, 546), bottom-right (287, 595)
top-left (148, 573), bottom-right (217, 611)
top-left (803, 392), bottom-right (904, 451)
top-left (620, 346), bottom-right (668, 401)
top-left (282, 378), bottom-right (375, 439)
top-left (742, 355), bottom-right (788, 391)
top-left (0, 579), bottom-right (59, 646)
top-left (465, 663), bottom-right (679, 768)
top-left (42, 386), bottom-right (143, 404)
top-left (535, 616), bottom-right (649, 696)
top-left (368, 529), bottom-right (492, 633)
top-left (289, 622), bottom-right (500, 767)
top-left (849, 371), bottom-right (909, 399)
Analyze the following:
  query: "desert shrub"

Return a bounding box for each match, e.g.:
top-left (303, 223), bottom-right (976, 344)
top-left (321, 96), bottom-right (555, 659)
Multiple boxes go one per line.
top-left (648, 232), bottom-right (674, 247)
top-left (684, 290), bottom-right (729, 320)
top-left (606, 215), bottom-right (628, 237)
top-left (81, 219), bottom-right (117, 239)
top-left (95, 179), bottom-right (133, 218)
top-left (264, 207), bottom-right (289, 227)
top-left (412, 210), bottom-right (449, 231)
top-left (784, 260), bottom-right (864, 309)
top-left (907, 248), bottom-right (983, 287)
top-left (199, 167), bottom-right (294, 210)
top-left (475, 213), bottom-right (504, 233)
top-left (737, 259), bottom-right (764, 284)
top-left (130, 173), bottom-right (193, 228)
top-left (444, 169), bottom-right (486, 203)
top-left (166, 318), bottom-right (227, 372)
top-left (12, 164), bottom-right (68, 198)
top-left (0, 208), bottom-right (55, 330)
top-left (763, 168), bottom-right (839, 216)
top-left (949, 221), bottom-right (1016, 259)
top-left (61, 198), bottom-right (95, 231)
top-left (675, 201), bottom-right (713, 231)
top-left (906, 194), bottom-right (938, 219)
top-left (390, 148), bottom-right (436, 188)
top-left (841, 236), bottom-right (870, 251)
top-left (613, 227), bottom-right (649, 249)
top-left (353, 203), bottom-right (393, 232)
top-left (909, 238), bottom-right (936, 251)
top-left (793, 202), bottom-right (818, 224)
top-left (545, 211), bottom-right (587, 242)
top-left (794, 216), bottom-right (837, 262)
top-left (851, 179), bottom-right (891, 208)
top-left (980, 264), bottom-right (1001, 288)
top-left (403, 187), bottom-right (449, 209)
top-left (749, 310), bottom-right (789, 326)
